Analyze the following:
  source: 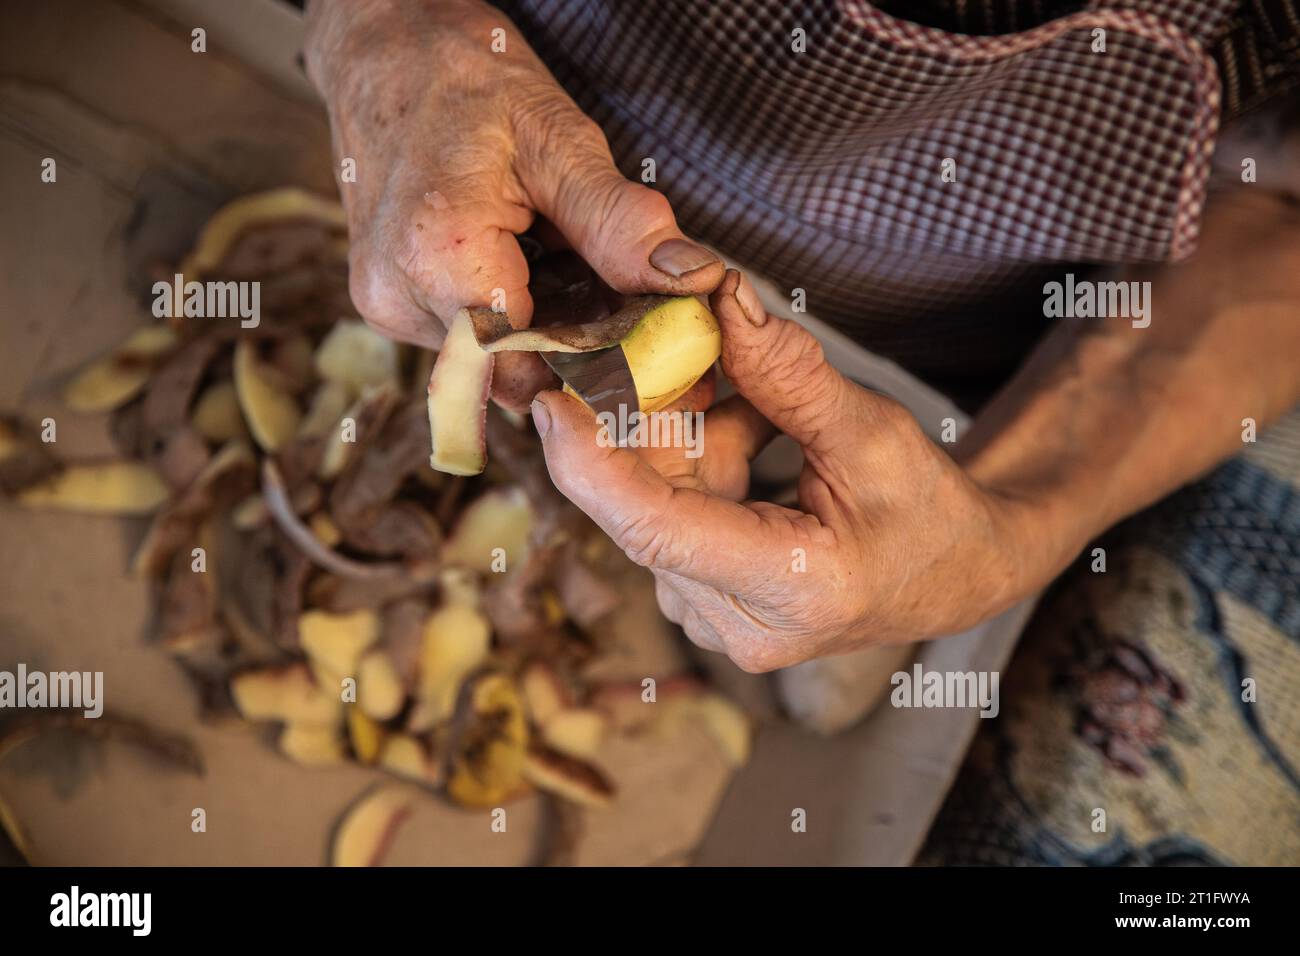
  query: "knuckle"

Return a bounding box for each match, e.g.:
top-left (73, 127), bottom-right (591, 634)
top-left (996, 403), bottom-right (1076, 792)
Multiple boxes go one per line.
top-left (567, 112), bottom-right (610, 155)
top-left (515, 87), bottom-right (608, 171)
top-left (728, 642), bottom-right (779, 674)
top-left (347, 247), bottom-right (397, 321)
top-left (770, 323), bottom-right (828, 388)
top-left (599, 184), bottom-right (674, 251)
top-left (679, 611), bottom-right (711, 649)
top-left (864, 392), bottom-right (917, 436)
top-left (392, 204), bottom-right (487, 305)
top-left (625, 184), bottom-right (673, 226)
top-left (612, 510), bottom-right (678, 570)
top-left (653, 577), bottom-right (683, 623)
top-left (397, 207), bottom-right (454, 270)
top-left (731, 320), bottom-right (823, 395)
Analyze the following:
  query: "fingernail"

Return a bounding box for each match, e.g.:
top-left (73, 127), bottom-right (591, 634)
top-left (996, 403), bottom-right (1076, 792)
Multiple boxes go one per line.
top-left (650, 238), bottom-right (719, 278)
top-left (735, 271), bottom-right (768, 327)
top-left (531, 398), bottom-right (552, 438)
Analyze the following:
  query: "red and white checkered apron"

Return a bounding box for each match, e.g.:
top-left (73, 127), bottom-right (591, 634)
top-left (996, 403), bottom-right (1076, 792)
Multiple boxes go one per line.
top-left (495, 1), bottom-right (1256, 396)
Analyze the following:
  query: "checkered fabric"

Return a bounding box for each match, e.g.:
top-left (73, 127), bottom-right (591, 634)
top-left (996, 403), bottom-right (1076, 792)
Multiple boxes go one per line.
top-left (873, 1), bottom-right (1300, 117)
top-left (493, 0), bottom-right (1299, 396)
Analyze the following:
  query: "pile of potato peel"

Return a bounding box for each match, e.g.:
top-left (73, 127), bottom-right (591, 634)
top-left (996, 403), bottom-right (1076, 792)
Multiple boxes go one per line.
top-left (1, 188), bottom-right (750, 864)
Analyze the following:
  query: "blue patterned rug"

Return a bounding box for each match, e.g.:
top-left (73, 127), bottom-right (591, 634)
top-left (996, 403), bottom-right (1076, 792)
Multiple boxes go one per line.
top-left (920, 409), bottom-right (1300, 865)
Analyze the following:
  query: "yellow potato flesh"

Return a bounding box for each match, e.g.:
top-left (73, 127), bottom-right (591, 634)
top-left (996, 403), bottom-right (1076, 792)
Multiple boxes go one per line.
top-left (620, 296), bottom-right (720, 411)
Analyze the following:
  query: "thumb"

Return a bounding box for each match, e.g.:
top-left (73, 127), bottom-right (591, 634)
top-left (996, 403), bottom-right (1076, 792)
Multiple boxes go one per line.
top-left (516, 112), bottom-right (724, 295)
top-left (709, 270), bottom-right (862, 459)
top-left (530, 389), bottom-right (798, 590)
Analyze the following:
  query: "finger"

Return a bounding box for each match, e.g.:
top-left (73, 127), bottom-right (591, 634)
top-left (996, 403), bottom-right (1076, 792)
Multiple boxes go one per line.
top-left (532, 389), bottom-right (817, 591)
top-left (347, 247), bottom-right (448, 350)
top-left (514, 101), bottom-right (725, 296)
top-left (620, 370), bottom-right (717, 485)
top-left (351, 192), bottom-right (533, 329)
top-left (653, 395), bottom-right (774, 502)
top-left (708, 270), bottom-right (863, 461)
top-left (656, 367), bottom-right (716, 417)
top-left (400, 192), bottom-right (536, 325)
top-left (401, 195), bottom-right (552, 410)
top-left (491, 351), bottom-right (557, 414)
top-left (350, 188), bottom-right (552, 408)
top-left (705, 394), bottom-right (777, 464)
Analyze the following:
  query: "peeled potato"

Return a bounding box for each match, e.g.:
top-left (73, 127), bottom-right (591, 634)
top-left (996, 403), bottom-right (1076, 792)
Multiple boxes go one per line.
top-left (357, 650), bottom-right (405, 722)
top-left (619, 296), bottom-right (721, 410)
top-left (430, 295), bottom-right (720, 475)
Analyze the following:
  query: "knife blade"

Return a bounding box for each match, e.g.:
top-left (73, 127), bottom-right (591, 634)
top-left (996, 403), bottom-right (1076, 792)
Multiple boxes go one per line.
top-left (541, 346), bottom-right (639, 421)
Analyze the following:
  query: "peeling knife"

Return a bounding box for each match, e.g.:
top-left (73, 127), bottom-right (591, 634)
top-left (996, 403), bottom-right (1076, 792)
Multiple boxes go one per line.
top-left (541, 346), bottom-right (640, 420)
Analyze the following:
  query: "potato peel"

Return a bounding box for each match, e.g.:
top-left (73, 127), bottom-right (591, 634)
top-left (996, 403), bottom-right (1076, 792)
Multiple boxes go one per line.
top-left (378, 734), bottom-right (441, 786)
top-left (445, 673), bottom-right (530, 808)
top-left (17, 461), bottom-right (169, 515)
top-left (191, 381), bottom-right (245, 443)
top-left (316, 319), bottom-right (399, 392)
top-left (470, 304), bottom-right (641, 354)
top-left (426, 310), bottom-right (492, 476)
top-left (280, 723), bottom-right (346, 767)
top-left (35, 195), bottom-right (759, 833)
top-left (541, 708), bottom-right (608, 760)
top-left (180, 187), bottom-right (347, 281)
top-left (230, 662), bottom-right (340, 727)
top-left (235, 340), bottom-right (301, 452)
top-left (522, 746), bottom-right (614, 809)
top-left (329, 784), bottom-right (417, 867)
top-left (442, 485), bottom-right (533, 574)
top-left (0, 712), bottom-right (202, 775)
top-left (63, 325), bottom-right (180, 412)
top-left (261, 458), bottom-right (417, 581)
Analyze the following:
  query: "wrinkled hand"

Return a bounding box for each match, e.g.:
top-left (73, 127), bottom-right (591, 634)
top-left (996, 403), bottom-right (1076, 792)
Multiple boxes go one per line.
top-left (304, 0), bottom-right (724, 409)
top-left (531, 271), bottom-right (1035, 672)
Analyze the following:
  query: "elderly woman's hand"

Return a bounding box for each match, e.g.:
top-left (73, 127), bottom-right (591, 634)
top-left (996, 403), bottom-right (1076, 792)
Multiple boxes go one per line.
top-left (530, 271), bottom-right (1041, 672)
top-left (304, 0), bottom-right (724, 409)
